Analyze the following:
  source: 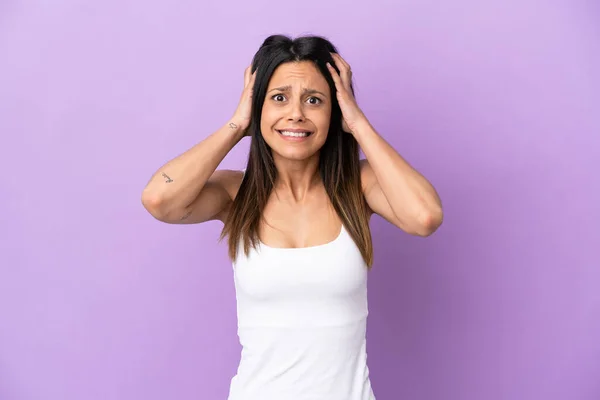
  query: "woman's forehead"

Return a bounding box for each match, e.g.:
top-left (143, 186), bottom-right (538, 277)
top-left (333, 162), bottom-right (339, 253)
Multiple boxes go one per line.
top-left (268, 61), bottom-right (328, 89)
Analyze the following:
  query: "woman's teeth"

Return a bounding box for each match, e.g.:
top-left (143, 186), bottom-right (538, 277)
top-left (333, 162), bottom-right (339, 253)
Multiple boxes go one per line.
top-left (279, 130), bottom-right (310, 137)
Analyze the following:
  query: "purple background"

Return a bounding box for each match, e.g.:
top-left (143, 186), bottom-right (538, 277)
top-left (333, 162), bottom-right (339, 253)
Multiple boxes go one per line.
top-left (1, 1), bottom-right (599, 399)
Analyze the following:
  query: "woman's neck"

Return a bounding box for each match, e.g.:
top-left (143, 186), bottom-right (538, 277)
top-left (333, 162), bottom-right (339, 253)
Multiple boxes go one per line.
top-left (272, 155), bottom-right (322, 202)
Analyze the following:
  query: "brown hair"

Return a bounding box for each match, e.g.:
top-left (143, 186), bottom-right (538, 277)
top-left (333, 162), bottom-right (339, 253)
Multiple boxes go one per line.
top-left (220, 34), bottom-right (373, 268)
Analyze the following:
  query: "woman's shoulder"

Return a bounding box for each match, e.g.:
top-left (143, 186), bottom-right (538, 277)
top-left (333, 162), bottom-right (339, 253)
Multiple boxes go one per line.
top-left (212, 168), bottom-right (245, 201)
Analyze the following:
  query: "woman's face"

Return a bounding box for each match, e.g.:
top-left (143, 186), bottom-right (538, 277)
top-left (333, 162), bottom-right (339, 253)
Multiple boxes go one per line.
top-left (260, 61), bottom-right (332, 162)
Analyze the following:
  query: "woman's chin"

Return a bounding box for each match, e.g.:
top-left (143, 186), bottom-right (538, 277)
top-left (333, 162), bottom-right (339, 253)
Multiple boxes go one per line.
top-left (271, 147), bottom-right (321, 162)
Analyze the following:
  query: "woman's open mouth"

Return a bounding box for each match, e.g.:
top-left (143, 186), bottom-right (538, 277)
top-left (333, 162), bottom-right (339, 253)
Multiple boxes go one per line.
top-left (276, 129), bottom-right (313, 141)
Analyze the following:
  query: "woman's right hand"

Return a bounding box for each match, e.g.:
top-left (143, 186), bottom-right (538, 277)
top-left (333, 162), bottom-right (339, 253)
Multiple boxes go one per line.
top-left (230, 65), bottom-right (256, 136)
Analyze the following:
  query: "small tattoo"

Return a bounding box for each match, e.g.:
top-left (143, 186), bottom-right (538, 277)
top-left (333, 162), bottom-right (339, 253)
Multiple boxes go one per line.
top-left (161, 173), bottom-right (173, 183)
top-left (180, 210), bottom-right (192, 220)
top-left (229, 122), bottom-right (238, 129)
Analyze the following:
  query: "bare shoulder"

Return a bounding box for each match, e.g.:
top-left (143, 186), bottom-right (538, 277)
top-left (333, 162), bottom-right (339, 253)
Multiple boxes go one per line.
top-left (359, 158), bottom-right (416, 231)
top-left (205, 168), bottom-right (242, 220)
top-left (359, 159), bottom-right (375, 190)
top-left (216, 169), bottom-right (245, 201)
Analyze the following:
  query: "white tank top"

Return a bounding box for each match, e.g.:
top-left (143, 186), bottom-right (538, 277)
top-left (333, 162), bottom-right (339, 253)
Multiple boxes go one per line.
top-left (227, 222), bottom-right (376, 400)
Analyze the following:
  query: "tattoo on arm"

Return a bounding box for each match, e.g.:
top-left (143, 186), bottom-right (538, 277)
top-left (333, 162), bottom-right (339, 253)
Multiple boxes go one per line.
top-left (161, 172), bottom-right (173, 183)
top-left (229, 122), bottom-right (238, 129)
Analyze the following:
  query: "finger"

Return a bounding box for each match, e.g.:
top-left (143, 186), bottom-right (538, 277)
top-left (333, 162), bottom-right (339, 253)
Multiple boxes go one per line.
top-left (244, 70), bottom-right (249, 88)
top-left (330, 53), bottom-right (352, 90)
top-left (331, 52), bottom-right (351, 74)
top-left (248, 70), bottom-right (257, 96)
top-left (244, 65), bottom-right (252, 87)
top-left (330, 52), bottom-right (343, 67)
top-left (329, 53), bottom-right (344, 73)
top-left (337, 53), bottom-right (352, 72)
top-left (336, 55), bottom-right (353, 91)
top-left (326, 62), bottom-right (344, 93)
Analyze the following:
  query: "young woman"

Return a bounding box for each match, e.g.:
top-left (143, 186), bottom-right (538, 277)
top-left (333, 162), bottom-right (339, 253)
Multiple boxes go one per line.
top-left (141, 34), bottom-right (443, 400)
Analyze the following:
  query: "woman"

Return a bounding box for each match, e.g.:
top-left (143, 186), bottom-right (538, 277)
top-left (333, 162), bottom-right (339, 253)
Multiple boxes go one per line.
top-left (141, 34), bottom-right (443, 400)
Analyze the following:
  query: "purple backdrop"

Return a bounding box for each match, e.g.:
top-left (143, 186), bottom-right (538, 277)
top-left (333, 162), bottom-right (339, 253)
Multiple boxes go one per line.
top-left (1, 1), bottom-right (599, 399)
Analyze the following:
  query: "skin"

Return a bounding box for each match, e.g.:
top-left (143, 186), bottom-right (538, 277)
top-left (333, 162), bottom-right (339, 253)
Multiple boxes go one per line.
top-left (258, 61), bottom-right (341, 247)
top-left (261, 61), bottom-right (331, 166)
top-left (141, 53), bottom-right (443, 244)
top-left (260, 61), bottom-right (332, 194)
top-left (326, 53), bottom-right (443, 236)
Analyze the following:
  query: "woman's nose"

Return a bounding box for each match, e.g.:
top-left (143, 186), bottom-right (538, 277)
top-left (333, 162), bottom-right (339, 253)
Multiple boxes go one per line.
top-left (286, 101), bottom-right (305, 121)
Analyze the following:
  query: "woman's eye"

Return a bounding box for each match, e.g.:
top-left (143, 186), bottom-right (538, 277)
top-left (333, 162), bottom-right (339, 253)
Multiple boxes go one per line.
top-left (273, 94), bottom-right (285, 102)
top-left (307, 97), bottom-right (321, 105)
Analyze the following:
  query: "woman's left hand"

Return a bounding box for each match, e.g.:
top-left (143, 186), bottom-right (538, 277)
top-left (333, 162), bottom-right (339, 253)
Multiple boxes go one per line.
top-left (327, 53), bottom-right (367, 134)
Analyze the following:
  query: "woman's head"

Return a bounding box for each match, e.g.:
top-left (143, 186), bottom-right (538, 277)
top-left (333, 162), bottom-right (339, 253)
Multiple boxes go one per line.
top-left (221, 34), bottom-right (373, 267)
top-left (247, 35), bottom-right (346, 164)
top-left (259, 60), bottom-right (331, 162)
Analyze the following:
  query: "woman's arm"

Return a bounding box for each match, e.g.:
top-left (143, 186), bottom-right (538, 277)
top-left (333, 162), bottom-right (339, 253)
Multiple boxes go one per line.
top-left (326, 53), bottom-right (442, 236)
top-left (355, 121), bottom-right (443, 236)
top-left (141, 121), bottom-right (245, 224)
top-left (141, 65), bottom-right (256, 224)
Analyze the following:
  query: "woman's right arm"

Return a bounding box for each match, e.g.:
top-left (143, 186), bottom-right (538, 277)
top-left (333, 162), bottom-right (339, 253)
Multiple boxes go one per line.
top-left (141, 66), bottom-right (255, 224)
top-left (141, 122), bottom-right (245, 224)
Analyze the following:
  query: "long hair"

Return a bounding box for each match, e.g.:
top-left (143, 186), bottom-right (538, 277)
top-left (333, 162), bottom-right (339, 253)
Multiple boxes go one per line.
top-left (220, 34), bottom-right (373, 268)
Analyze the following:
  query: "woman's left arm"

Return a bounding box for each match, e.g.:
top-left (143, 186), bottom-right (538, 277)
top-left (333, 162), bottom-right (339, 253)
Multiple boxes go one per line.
top-left (355, 121), bottom-right (443, 236)
top-left (327, 53), bottom-right (443, 236)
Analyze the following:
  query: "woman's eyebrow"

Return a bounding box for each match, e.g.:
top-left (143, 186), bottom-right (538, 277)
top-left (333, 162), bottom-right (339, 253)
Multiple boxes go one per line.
top-left (268, 85), bottom-right (328, 98)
